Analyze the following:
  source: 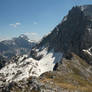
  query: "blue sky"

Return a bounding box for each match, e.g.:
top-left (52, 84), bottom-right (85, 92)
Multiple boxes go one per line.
top-left (0, 0), bottom-right (92, 41)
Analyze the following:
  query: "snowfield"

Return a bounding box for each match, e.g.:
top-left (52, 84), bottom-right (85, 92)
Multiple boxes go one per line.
top-left (0, 48), bottom-right (63, 82)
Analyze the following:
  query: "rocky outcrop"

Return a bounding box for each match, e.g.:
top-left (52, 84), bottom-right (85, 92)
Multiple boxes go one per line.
top-left (0, 55), bottom-right (7, 69)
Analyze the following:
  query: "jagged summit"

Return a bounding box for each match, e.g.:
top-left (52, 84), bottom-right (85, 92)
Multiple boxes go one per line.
top-left (80, 5), bottom-right (92, 17)
top-left (18, 34), bottom-right (29, 40)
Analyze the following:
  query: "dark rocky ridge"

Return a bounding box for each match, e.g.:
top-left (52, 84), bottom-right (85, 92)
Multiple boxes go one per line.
top-left (0, 55), bottom-right (7, 69)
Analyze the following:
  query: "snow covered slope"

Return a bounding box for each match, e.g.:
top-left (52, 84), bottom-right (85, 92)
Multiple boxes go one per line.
top-left (0, 48), bottom-right (62, 82)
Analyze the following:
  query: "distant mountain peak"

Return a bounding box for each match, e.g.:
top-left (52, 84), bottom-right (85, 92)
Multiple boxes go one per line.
top-left (19, 34), bottom-right (29, 40)
top-left (0, 34), bottom-right (36, 59)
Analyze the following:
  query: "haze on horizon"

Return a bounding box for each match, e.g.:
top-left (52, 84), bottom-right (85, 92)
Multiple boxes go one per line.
top-left (0, 0), bottom-right (92, 41)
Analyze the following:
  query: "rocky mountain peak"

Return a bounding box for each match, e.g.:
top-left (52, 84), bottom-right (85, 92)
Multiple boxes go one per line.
top-left (80, 5), bottom-right (92, 17)
top-left (18, 34), bottom-right (29, 41)
top-left (32, 5), bottom-right (92, 64)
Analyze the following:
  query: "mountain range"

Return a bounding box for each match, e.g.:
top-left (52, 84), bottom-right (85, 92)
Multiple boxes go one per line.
top-left (0, 34), bottom-right (36, 59)
top-left (0, 5), bottom-right (92, 92)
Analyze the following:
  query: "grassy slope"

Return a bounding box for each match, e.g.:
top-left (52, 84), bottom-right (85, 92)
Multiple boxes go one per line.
top-left (39, 53), bottom-right (92, 92)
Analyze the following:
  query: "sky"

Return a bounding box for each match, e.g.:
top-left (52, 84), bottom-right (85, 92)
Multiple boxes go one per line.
top-left (0, 0), bottom-right (92, 41)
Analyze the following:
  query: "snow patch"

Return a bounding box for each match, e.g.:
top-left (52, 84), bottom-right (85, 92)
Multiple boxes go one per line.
top-left (87, 28), bottom-right (92, 33)
top-left (83, 47), bottom-right (92, 56)
top-left (62, 16), bottom-right (67, 22)
top-left (38, 49), bottom-right (62, 75)
top-left (80, 6), bottom-right (86, 11)
top-left (37, 48), bottom-right (48, 57)
top-left (0, 48), bottom-right (63, 82)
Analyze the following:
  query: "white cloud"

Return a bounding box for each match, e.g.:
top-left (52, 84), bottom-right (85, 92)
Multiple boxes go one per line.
top-left (24, 32), bottom-right (42, 42)
top-left (33, 22), bottom-right (38, 25)
top-left (31, 32), bottom-right (38, 35)
top-left (10, 22), bottom-right (21, 28)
